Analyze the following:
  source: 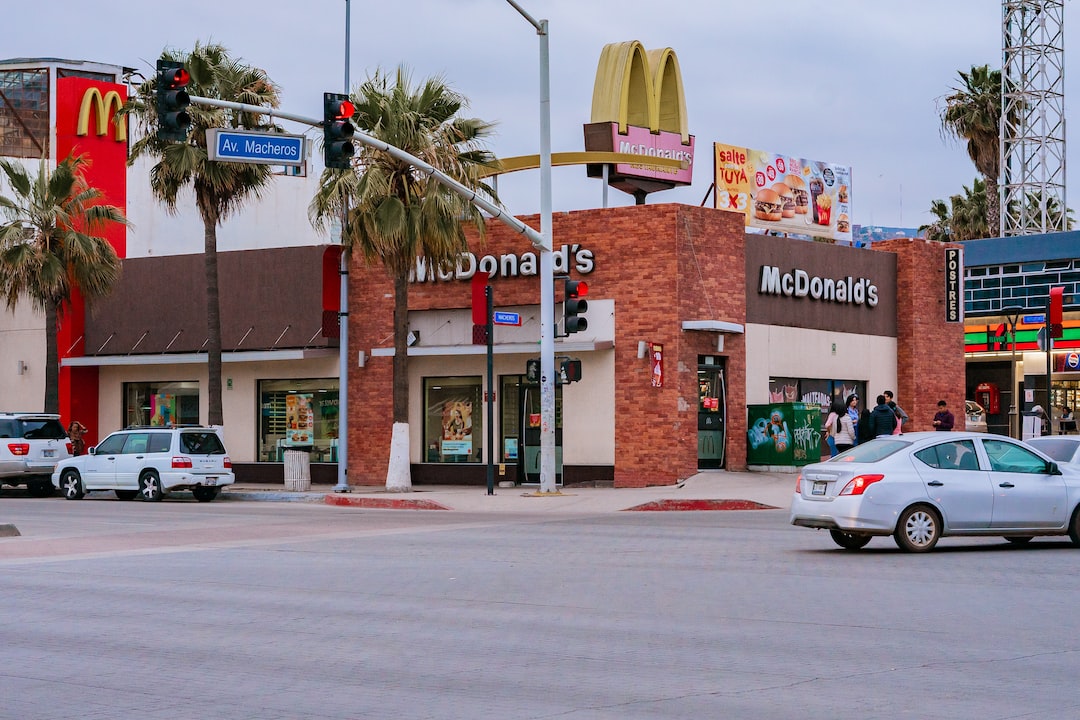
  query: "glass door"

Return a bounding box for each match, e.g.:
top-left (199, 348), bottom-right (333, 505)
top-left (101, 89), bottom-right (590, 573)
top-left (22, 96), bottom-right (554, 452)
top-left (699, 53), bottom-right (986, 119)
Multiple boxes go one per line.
top-left (512, 375), bottom-right (563, 485)
top-left (698, 358), bottom-right (726, 469)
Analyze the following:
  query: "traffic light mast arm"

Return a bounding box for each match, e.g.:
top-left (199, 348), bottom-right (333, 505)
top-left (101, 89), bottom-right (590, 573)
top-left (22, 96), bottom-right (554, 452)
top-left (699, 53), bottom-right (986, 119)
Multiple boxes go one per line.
top-left (186, 95), bottom-right (547, 251)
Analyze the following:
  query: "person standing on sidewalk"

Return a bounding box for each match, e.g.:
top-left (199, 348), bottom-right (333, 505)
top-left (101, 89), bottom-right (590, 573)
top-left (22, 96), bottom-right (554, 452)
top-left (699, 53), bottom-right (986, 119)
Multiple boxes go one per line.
top-left (884, 390), bottom-right (908, 434)
top-left (868, 395), bottom-right (898, 438)
top-left (932, 400), bottom-right (955, 431)
top-left (832, 400), bottom-right (857, 454)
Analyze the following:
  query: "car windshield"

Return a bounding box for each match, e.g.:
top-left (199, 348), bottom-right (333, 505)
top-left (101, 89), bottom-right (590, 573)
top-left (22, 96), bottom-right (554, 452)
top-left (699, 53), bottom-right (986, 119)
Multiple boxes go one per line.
top-left (16, 419), bottom-right (67, 440)
top-left (831, 438), bottom-right (908, 463)
top-left (1027, 438), bottom-right (1077, 462)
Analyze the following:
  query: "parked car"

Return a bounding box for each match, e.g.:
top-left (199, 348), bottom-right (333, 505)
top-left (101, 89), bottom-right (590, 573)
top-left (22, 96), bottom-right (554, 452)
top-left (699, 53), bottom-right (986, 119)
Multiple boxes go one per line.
top-left (965, 400), bottom-right (988, 433)
top-left (52, 426), bottom-right (233, 502)
top-left (790, 431), bottom-right (1080, 552)
top-left (1025, 436), bottom-right (1080, 468)
top-left (0, 412), bottom-right (72, 497)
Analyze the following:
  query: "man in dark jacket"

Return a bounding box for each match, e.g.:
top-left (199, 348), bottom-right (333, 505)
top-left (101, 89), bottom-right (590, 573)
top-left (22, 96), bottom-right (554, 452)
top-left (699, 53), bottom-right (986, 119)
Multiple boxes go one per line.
top-left (868, 395), bottom-right (898, 438)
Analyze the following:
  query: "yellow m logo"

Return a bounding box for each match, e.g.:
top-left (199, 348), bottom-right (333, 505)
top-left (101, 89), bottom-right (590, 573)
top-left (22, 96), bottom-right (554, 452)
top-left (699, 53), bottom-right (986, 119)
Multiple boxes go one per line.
top-left (77, 88), bottom-right (127, 142)
top-left (590, 40), bottom-right (689, 144)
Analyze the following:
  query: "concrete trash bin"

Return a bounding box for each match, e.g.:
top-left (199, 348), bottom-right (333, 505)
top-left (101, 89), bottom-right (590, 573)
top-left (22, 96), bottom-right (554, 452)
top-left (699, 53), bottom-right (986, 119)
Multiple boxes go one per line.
top-left (283, 448), bottom-right (311, 491)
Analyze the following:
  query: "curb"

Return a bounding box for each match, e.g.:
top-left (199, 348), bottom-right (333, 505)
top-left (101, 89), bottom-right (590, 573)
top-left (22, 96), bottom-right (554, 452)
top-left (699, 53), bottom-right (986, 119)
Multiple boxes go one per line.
top-left (219, 491), bottom-right (326, 503)
top-left (623, 499), bottom-right (779, 512)
top-left (323, 495), bottom-right (451, 510)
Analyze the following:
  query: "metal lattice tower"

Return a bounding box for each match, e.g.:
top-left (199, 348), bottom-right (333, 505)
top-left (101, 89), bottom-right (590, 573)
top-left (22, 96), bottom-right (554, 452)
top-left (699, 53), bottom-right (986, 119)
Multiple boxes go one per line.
top-left (1001, 1), bottom-right (1067, 236)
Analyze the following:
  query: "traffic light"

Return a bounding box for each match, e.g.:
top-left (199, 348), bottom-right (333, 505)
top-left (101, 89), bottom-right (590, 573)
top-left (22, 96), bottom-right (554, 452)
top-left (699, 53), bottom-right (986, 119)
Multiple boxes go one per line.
top-left (563, 278), bottom-right (589, 334)
top-left (525, 358), bottom-right (540, 383)
top-left (560, 358), bottom-right (582, 384)
top-left (1050, 286), bottom-right (1064, 338)
top-left (323, 92), bottom-right (355, 169)
top-left (156, 60), bottom-right (191, 142)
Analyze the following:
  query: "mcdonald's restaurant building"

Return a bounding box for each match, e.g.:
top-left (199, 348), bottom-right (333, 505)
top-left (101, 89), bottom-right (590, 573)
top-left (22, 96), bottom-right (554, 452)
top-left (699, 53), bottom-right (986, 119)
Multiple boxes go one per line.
top-left (0, 57), bottom-right (967, 487)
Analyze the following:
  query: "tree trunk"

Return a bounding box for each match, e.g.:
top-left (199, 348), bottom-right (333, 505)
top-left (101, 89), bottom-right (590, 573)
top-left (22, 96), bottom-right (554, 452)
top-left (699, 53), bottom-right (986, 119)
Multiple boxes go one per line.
top-left (44, 298), bottom-right (59, 414)
top-left (204, 217), bottom-right (223, 426)
top-left (386, 271), bottom-right (412, 491)
top-left (986, 174), bottom-right (1001, 237)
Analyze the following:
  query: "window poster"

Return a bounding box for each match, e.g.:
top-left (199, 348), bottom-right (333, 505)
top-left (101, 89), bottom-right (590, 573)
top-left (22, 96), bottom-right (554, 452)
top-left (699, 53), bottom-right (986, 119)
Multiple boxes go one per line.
top-left (285, 392), bottom-right (314, 446)
top-left (441, 400), bottom-right (473, 456)
top-left (150, 393), bottom-right (176, 427)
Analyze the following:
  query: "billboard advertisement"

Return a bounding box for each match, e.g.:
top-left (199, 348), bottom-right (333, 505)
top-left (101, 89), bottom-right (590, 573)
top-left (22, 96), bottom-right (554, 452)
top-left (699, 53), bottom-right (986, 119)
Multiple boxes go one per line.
top-left (714, 143), bottom-right (852, 243)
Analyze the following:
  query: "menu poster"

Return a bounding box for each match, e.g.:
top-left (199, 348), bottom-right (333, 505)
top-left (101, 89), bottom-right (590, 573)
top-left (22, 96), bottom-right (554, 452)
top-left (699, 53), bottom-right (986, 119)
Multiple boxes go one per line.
top-left (285, 392), bottom-right (314, 446)
top-left (714, 143), bottom-right (852, 243)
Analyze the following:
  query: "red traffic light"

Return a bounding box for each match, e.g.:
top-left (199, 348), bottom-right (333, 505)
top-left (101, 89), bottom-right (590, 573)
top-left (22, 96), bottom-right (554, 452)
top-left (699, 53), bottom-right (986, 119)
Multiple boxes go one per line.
top-left (566, 279), bottom-right (588, 298)
top-left (165, 68), bottom-right (190, 89)
top-left (335, 100), bottom-right (355, 120)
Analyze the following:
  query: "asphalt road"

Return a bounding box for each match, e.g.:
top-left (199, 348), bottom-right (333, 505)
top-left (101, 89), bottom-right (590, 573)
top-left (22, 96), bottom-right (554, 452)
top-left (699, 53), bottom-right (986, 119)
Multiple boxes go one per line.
top-left (3, 499), bottom-right (1080, 719)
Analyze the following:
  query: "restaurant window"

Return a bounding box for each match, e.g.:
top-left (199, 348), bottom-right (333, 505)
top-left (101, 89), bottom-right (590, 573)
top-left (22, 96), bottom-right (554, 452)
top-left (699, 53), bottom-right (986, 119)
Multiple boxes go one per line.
top-left (123, 381), bottom-right (200, 428)
top-left (424, 377), bottom-right (483, 464)
top-left (258, 379), bottom-right (339, 462)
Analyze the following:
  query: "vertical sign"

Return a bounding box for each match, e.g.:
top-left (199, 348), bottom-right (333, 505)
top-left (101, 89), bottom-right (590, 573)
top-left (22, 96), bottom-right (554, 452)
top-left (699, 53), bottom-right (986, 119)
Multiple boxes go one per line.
top-left (944, 247), bottom-right (964, 323)
top-left (650, 342), bottom-right (664, 387)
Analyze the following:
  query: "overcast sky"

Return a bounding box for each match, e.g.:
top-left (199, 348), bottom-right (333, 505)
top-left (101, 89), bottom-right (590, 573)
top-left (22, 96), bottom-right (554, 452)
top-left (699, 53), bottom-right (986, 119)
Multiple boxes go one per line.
top-left (10, 0), bottom-right (1075, 231)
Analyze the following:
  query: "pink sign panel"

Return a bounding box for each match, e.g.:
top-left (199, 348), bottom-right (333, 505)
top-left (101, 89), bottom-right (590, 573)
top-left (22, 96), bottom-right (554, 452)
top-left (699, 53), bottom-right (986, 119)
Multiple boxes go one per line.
top-left (611, 125), bottom-right (695, 184)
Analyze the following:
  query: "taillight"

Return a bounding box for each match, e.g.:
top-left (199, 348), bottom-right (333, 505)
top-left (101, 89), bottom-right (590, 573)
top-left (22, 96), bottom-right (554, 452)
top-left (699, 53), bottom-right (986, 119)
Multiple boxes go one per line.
top-left (65, 442), bottom-right (74, 455)
top-left (839, 474), bottom-right (885, 496)
top-left (795, 474), bottom-right (802, 493)
top-left (8, 443), bottom-right (29, 456)
top-left (172, 456), bottom-right (193, 469)
top-left (223, 456), bottom-right (232, 469)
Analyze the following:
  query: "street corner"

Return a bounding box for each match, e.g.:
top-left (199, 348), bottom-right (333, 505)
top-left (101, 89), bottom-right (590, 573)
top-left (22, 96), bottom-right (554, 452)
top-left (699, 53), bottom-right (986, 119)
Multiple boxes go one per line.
top-left (622, 499), bottom-right (779, 511)
top-left (323, 493), bottom-right (451, 510)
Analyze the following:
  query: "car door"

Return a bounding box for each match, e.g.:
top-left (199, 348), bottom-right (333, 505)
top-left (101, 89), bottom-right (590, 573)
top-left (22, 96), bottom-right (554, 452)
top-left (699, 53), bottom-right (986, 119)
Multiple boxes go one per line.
top-left (113, 433), bottom-right (150, 489)
top-left (913, 439), bottom-right (993, 530)
top-left (981, 437), bottom-right (1068, 529)
top-left (81, 433), bottom-right (126, 489)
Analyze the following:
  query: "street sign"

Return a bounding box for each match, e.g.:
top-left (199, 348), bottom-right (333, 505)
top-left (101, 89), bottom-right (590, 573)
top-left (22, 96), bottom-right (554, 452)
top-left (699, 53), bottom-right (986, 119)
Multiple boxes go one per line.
top-left (1023, 314), bottom-right (1045, 325)
top-left (492, 311), bottom-right (521, 326)
top-left (207, 129), bottom-right (306, 166)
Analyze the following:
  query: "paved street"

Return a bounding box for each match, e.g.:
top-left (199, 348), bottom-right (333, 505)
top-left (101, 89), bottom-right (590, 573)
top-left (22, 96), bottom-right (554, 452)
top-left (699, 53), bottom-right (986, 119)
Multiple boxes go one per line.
top-left (3, 499), bottom-right (1080, 719)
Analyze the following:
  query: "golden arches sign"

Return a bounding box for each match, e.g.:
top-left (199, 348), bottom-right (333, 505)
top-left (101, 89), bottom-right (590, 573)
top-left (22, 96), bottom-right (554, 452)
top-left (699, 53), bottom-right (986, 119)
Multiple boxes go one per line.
top-left (590, 40), bottom-right (688, 144)
top-left (77, 88), bottom-right (126, 142)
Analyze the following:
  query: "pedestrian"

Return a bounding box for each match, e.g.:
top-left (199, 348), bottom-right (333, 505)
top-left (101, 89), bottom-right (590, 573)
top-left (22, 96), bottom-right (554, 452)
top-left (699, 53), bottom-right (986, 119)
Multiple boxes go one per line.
top-left (67, 420), bottom-right (88, 456)
top-left (868, 394), bottom-right (898, 438)
top-left (1062, 407), bottom-right (1076, 434)
top-left (857, 406), bottom-right (874, 444)
top-left (832, 399), bottom-right (857, 455)
top-left (845, 394), bottom-right (861, 444)
top-left (883, 390), bottom-right (909, 434)
top-left (932, 400), bottom-right (955, 431)
top-left (824, 400), bottom-right (842, 457)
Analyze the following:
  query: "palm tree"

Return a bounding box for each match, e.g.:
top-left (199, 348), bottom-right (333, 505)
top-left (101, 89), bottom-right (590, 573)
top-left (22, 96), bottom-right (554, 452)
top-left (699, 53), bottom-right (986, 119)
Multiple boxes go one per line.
top-left (0, 153), bottom-right (127, 412)
top-left (920, 179), bottom-right (989, 242)
top-left (125, 42), bottom-right (281, 426)
top-left (920, 199), bottom-right (952, 242)
top-left (309, 66), bottom-right (497, 491)
top-left (941, 65), bottom-right (1002, 233)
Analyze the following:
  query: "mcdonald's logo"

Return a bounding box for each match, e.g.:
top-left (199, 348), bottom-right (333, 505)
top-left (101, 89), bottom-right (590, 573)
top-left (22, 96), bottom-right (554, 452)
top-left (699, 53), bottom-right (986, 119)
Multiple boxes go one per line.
top-left (77, 87), bottom-right (127, 142)
top-left (590, 40), bottom-right (689, 144)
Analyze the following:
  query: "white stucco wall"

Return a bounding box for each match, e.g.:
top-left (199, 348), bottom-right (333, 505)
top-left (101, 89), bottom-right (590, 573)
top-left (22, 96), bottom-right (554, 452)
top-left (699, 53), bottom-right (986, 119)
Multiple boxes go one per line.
top-left (745, 323), bottom-right (898, 405)
top-left (0, 300), bottom-right (47, 411)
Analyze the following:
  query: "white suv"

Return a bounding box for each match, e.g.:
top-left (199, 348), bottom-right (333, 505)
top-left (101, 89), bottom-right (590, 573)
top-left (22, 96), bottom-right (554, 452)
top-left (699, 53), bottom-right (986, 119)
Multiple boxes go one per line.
top-left (0, 413), bottom-right (72, 497)
top-left (52, 426), bottom-right (233, 502)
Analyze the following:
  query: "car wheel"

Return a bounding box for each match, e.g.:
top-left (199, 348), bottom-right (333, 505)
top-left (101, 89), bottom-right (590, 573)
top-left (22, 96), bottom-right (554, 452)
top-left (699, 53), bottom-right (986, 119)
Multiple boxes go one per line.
top-left (1005, 536), bottom-right (1033, 545)
top-left (27, 480), bottom-right (55, 498)
top-left (115, 490), bottom-right (138, 501)
top-left (61, 470), bottom-right (84, 500)
top-left (191, 486), bottom-right (220, 503)
top-left (894, 504), bottom-right (941, 552)
top-left (1069, 507), bottom-right (1080, 547)
top-left (139, 472), bottom-right (163, 502)
top-left (830, 529), bottom-right (872, 550)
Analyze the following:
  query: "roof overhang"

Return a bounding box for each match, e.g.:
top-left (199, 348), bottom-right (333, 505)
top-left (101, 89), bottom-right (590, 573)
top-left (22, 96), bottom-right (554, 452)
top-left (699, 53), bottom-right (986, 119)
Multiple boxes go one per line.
top-left (682, 320), bottom-right (745, 334)
top-left (61, 348), bottom-right (338, 367)
top-left (370, 340), bottom-right (614, 358)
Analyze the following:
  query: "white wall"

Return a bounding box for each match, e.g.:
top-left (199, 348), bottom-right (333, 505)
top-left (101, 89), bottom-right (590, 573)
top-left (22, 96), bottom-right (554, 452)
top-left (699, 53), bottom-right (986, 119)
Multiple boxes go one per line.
top-left (745, 323), bottom-right (898, 405)
top-left (0, 300), bottom-right (47, 411)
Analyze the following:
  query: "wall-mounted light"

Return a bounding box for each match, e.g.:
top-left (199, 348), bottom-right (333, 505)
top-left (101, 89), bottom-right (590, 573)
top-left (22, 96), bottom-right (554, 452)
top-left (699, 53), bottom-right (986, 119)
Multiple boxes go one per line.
top-left (16, 360), bottom-right (27, 375)
top-left (407, 330), bottom-right (420, 347)
top-left (357, 350), bottom-right (366, 368)
top-left (637, 341), bottom-right (648, 359)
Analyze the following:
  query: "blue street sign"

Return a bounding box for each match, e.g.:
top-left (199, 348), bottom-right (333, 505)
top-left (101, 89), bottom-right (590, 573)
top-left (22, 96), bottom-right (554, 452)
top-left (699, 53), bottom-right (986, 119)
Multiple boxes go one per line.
top-left (207, 129), bottom-right (306, 166)
top-left (492, 311), bottom-right (521, 326)
top-left (1023, 314), bottom-right (1046, 325)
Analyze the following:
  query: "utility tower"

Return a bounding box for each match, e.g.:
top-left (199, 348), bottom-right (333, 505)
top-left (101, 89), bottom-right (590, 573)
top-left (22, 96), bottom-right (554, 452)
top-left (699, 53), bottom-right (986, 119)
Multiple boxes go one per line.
top-left (1001, 0), bottom-right (1066, 236)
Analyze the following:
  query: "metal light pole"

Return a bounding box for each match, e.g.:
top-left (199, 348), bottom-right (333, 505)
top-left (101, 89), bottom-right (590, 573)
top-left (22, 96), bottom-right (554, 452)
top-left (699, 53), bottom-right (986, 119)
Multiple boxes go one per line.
top-left (1003, 305), bottom-right (1023, 438)
top-left (506, 1), bottom-right (557, 494)
top-left (334, 0), bottom-right (351, 492)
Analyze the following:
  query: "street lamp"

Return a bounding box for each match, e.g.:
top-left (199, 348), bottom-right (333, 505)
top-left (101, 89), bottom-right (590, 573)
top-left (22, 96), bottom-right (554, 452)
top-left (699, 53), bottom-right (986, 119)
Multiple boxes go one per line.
top-left (1003, 305), bottom-right (1023, 438)
top-left (505, 1), bottom-right (557, 494)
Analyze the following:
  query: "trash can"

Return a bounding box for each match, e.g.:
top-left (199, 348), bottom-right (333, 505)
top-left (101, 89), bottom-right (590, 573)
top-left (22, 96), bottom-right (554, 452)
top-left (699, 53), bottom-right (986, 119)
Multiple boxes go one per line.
top-left (283, 447), bottom-right (311, 491)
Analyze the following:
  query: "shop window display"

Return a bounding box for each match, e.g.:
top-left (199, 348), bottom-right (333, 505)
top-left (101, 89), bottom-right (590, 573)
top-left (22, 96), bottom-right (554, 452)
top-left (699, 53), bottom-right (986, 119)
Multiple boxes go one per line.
top-left (424, 377), bottom-right (483, 463)
top-left (124, 382), bottom-right (199, 428)
top-left (258, 379), bottom-right (339, 462)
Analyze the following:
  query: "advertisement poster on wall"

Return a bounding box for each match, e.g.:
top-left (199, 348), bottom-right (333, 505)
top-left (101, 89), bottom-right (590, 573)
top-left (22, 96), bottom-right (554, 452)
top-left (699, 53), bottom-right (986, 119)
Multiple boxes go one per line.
top-left (150, 393), bottom-right (175, 427)
top-left (747, 403), bottom-right (822, 466)
top-left (714, 143), bottom-right (853, 243)
top-left (285, 393), bottom-right (314, 446)
top-left (441, 400), bottom-right (474, 457)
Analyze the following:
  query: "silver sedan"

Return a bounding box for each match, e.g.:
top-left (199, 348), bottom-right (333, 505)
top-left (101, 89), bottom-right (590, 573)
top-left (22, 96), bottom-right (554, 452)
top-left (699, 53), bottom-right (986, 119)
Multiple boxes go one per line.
top-left (789, 431), bottom-right (1080, 552)
top-left (1026, 436), bottom-right (1080, 467)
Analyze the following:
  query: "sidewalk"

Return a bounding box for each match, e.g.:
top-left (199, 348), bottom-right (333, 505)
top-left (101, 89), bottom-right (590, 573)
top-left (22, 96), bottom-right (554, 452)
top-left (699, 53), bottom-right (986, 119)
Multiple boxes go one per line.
top-left (221, 469), bottom-right (796, 513)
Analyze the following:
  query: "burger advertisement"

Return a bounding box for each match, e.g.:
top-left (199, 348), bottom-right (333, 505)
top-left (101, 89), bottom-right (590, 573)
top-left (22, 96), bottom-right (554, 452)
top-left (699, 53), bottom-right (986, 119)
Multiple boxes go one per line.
top-left (713, 143), bottom-right (852, 243)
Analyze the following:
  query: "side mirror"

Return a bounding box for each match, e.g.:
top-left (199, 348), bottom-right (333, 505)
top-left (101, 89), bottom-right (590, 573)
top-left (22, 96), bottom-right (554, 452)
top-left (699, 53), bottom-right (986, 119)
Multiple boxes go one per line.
top-left (1049, 461), bottom-right (1062, 476)
top-left (88, 446), bottom-right (97, 456)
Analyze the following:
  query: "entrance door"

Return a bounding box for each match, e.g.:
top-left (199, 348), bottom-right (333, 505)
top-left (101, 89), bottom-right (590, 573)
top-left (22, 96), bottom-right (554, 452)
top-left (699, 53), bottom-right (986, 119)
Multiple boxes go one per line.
top-left (698, 359), bottom-right (727, 469)
top-left (514, 377), bottom-right (563, 485)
